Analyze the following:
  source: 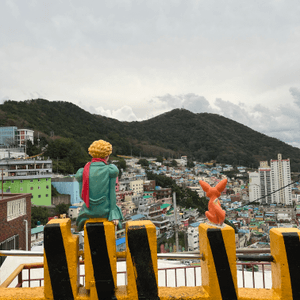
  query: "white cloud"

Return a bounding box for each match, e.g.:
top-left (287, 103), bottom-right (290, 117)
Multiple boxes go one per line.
top-left (2, 1), bottom-right (300, 148)
top-left (95, 105), bottom-right (138, 122)
top-left (149, 93), bottom-right (214, 115)
top-left (289, 87), bottom-right (300, 108)
top-left (147, 90), bottom-right (300, 149)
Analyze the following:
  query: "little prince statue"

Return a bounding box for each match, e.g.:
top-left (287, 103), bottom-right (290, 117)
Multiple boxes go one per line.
top-left (75, 139), bottom-right (123, 231)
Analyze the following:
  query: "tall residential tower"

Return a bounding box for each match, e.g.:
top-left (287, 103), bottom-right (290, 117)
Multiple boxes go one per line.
top-left (270, 154), bottom-right (292, 205)
top-left (248, 154), bottom-right (292, 205)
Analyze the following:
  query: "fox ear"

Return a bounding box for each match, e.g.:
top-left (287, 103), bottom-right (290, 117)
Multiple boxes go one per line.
top-left (216, 178), bottom-right (227, 193)
top-left (199, 180), bottom-right (211, 192)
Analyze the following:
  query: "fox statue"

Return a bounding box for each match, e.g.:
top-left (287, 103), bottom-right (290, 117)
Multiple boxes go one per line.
top-left (199, 178), bottom-right (227, 225)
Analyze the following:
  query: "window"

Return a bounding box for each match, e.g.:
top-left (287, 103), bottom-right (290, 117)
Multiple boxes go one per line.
top-left (46, 194), bottom-right (48, 197)
top-left (38, 195), bottom-right (41, 198)
top-left (30, 187), bottom-right (33, 190)
top-left (7, 198), bottom-right (26, 221)
top-left (0, 235), bottom-right (19, 266)
top-left (20, 180), bottom-right (23, 183)
top-left (11, 180), bottom-right (14, 183)
top-left (46, 185), bottom-right (49, 189)
top-left (20, 187), bottom-right (23, 191)
top-left (30, 180), bottom-right (33, 183)
top-left (38, 186), bottom-right (41, 189)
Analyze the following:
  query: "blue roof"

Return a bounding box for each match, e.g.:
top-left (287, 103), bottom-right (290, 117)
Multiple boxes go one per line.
top-left (116, 237), bottom-right (126, 246)
top-left (131, 214), bottom-right (146, 221)
top-left (70, 206), bottom-right (78, 208)
top-left (31, 226), bottom-right (44, 234)
top-left (190, 222), bottom-right (200, 227)
top-left (238, 229), bottom-right (250, 234)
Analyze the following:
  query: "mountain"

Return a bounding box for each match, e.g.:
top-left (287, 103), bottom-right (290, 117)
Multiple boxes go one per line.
top-left (1, 99), bottom-right (300, 171)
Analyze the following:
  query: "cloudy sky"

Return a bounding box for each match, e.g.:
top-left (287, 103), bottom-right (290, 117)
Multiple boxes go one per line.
top-left (1, 0), bottom-right (300, 148)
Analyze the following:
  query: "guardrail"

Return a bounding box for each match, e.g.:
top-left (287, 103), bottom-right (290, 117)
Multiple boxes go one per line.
top-left (0, 219), bottom-right (300, 300)
top-left (1, 260), bottom-right (271, 289)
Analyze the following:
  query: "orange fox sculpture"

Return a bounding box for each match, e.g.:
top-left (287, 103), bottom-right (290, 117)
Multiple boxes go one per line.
top-left (199, 178), bottom-right (227, 225)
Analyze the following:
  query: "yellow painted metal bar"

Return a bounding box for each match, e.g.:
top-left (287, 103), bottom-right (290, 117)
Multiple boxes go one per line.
top-left (0, 264), bottom-right (25, 288)
top-left (125, 220), bottom-right (159, 299)
top-left (2, 220), bottom-right (300, 300)
top-left (44, 218), bottom-right (79, 300)
top-left (199, 223), bottom-right (237, 299)
top-left (270, 228), bottom-right (300, 300)
top-left (84, 218), bottom-right (117, 299)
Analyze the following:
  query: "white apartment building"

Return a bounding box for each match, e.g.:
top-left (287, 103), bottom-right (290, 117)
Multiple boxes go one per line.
top-left (129, 179), bottom-right (144, 195)
top-left (16, 129), bottom-right (34, 147)
top-left (188, 222), bottom-right (200, 251)
top-left (0, 148), bottom-right (26, 159)
top-left (259, 162), bottom-right (272, 204)
top-left (270, 154), bottom-right (292, 205)
top-left (0, 127), bottom-right (34, 148)
top-left (251, 155), bottom-right (293, 205)
top-left (249, 172), bottom-right (260, 203)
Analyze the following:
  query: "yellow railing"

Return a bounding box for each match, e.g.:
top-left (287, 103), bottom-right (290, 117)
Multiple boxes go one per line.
top-left (0, 218), bottom-right (300, 299)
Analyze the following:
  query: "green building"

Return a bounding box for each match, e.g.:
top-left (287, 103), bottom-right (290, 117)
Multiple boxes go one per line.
top-left (0, 158), bottom-right (52, 206)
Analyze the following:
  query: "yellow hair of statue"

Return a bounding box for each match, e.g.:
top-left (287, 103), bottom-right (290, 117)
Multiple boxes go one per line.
top-left (88, 140), bottom-right (112, 158)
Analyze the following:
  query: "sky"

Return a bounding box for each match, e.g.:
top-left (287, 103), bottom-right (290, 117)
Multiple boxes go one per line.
top-left (1, 0), bottom-right (300, 149)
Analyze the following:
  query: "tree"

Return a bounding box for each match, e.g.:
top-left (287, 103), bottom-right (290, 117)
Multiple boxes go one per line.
top-left (31, 206), bottom-right (50, 228)
top-left (45, 138), bottom-right (89, 174)
top-left (171, 160), bottom-right (178, 167)
top-left (116, 159), bottom-right (127, 171)
top-left (138, 158), bottom-right (149, 167)
top-left (51, 185), bottom-right (60, 197)
top-left (146, 171), bottom-right (209, 214)
top-left (55, 203), bottom-right (71, 215)
top-left (156, 156), bottom-right (164, 163)
top-left (26, 140), bottom-right (39, 157)
top-left (187, 160), bottom-right (195, 168)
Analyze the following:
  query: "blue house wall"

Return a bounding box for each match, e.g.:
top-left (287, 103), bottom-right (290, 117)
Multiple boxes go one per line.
top-left (52, 179), bottom-right (82, 205)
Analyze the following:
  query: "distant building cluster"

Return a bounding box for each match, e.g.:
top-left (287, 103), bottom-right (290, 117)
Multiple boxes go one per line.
top-left (0, 126), bottom-right (34, 159)
top-left (1, 141), bottom-right (300, 267)
top-left (0, 126), bottom-right (34, 147)
top-left (249, 154), bottom-right (292, 205)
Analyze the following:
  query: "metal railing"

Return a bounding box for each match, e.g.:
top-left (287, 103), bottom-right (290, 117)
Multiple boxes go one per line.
top-left (1, 259), bottom-right (272, 289)
top-left (0, 248), bottom-right (272, 288)
top-left (8, 261), bottom-right (270, 289)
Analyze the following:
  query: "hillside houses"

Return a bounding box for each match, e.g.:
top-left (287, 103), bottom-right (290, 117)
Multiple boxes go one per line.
top-left (25, 154), bottom-right (300, 253)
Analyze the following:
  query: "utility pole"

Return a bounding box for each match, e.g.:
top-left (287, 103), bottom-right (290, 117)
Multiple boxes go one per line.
top-left (1, 169), bottom-right (3, 199)
top-left (24, 219), bottom-right (28, 251)
top-left (173, 192), bottom-right (179, 252)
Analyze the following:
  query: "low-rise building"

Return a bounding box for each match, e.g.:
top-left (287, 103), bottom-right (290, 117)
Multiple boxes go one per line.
top-left (68, 206), bottom-right (81, 219)
top-left (0, 158), bottom-right (52, 206)
top-left (155, 187), bottom-right (172, 200)
top-left (0, 193), bottom-right (32, 266)
top-left (151, 215), bottom-right (171, 233)
top-left (129, 179), bottom-right (144, 195)
top-left (188, 222), bottom-right (200, 251)
top-left (31, 225), bottom-right (44, 247)
top-left (52, 176), bottom-right (81, 205)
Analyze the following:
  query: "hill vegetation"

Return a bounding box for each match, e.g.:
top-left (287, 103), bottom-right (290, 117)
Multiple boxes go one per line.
top-left (1, 99), bottom-right (300, 172)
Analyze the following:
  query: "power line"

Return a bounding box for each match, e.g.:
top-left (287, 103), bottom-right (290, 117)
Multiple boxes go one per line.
top-left (226, 176), bottom-right (299, 213)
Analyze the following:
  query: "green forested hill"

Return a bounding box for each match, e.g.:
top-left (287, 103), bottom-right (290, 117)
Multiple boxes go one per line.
top-left (1, 99), bottom-right (300, 171)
